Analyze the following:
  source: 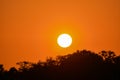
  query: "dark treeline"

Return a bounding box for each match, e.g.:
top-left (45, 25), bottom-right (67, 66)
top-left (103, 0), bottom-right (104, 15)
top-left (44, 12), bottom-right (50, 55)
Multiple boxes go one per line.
top-left (0, 50), bottom-right (120, 80)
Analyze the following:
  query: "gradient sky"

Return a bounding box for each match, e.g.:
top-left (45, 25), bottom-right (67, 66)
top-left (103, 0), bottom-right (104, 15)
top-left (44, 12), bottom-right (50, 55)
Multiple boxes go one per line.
top-left (0, 0), bottom-right (120, 69)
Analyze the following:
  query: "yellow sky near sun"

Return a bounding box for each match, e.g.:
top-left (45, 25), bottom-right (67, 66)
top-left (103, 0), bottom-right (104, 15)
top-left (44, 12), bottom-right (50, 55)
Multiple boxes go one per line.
top-left (0, 0), bottom-right (120, 69)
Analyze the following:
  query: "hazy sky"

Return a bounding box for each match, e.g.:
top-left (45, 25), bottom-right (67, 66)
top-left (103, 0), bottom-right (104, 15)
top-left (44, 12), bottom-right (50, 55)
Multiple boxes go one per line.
top-left (0, 0), bottom-right (120, 69)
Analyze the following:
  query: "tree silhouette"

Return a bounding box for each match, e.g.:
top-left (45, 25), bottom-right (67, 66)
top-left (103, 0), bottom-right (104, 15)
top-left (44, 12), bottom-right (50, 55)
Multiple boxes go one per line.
top-left (0, 50), bottom-right (120, 80)
top-left (99, 50), bottom-right (116, 63)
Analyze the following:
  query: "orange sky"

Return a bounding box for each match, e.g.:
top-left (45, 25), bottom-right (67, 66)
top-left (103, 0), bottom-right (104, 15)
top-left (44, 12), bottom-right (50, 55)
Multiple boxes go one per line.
top-left (0, 0), bottom-right (120, 69)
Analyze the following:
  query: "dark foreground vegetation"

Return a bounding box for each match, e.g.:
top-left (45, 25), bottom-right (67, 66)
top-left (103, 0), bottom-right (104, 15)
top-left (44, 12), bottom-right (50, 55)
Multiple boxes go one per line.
top-left (0, 50), bottom-right (120, 80)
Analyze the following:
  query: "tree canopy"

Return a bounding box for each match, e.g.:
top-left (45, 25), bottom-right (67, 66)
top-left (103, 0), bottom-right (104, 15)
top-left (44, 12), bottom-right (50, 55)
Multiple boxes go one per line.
top-left (0, 50), bottom-right (120, 80)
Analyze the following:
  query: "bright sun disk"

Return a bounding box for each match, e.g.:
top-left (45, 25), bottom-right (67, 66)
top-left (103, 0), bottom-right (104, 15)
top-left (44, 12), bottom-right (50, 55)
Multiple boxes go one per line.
top-left (57, 34), bottom-right (72, 48)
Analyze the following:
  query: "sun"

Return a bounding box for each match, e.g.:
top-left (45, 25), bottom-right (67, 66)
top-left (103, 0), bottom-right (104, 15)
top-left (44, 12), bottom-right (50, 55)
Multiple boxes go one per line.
top-left (57, 33), bottom-right (72, 48)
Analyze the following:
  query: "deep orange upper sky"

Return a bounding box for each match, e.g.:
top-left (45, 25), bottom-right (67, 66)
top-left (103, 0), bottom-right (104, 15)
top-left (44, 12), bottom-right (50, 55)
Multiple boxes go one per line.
top-left (0, 0), bottom-right (120, 69)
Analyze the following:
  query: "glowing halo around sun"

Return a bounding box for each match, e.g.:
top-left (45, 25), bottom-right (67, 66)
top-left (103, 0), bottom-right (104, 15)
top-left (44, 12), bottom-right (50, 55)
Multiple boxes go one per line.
top-left (57, 34), bottom-right (72, 48)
